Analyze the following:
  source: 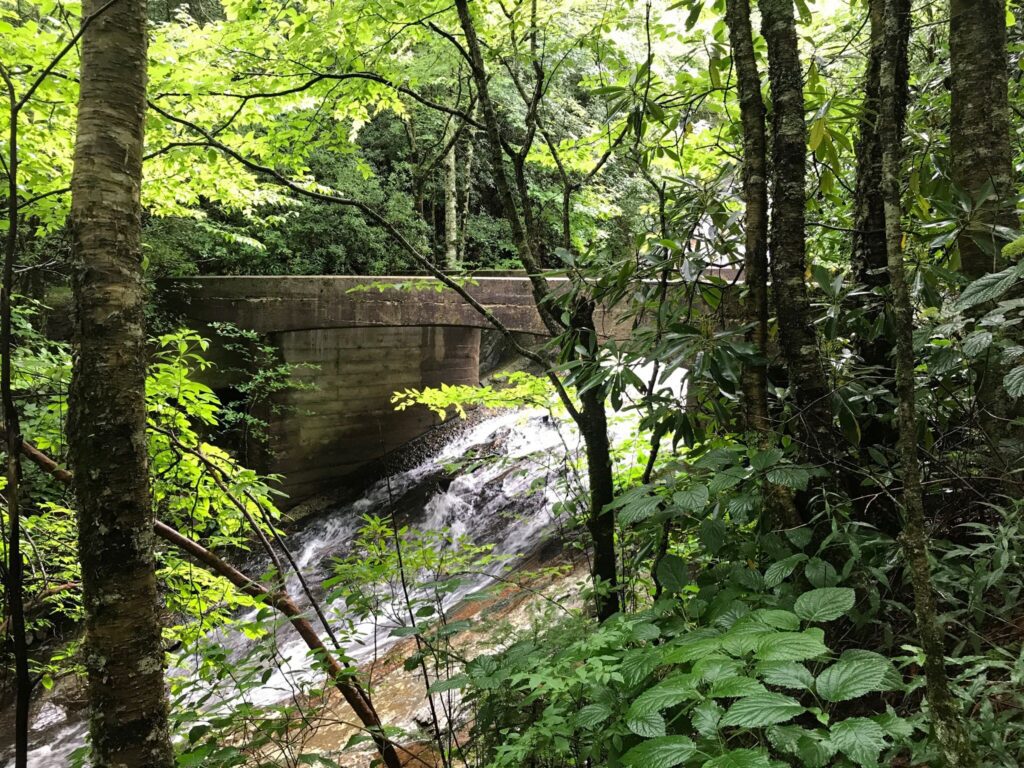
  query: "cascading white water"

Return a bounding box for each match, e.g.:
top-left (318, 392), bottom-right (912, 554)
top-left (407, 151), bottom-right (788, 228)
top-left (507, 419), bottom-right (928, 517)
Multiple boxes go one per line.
top-left (3, 408), bottom-right (576, 767)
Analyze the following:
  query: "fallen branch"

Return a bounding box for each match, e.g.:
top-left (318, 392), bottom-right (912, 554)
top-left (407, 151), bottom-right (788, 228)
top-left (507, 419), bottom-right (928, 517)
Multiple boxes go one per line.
top-left (10, 429), bottom-right (418, 768)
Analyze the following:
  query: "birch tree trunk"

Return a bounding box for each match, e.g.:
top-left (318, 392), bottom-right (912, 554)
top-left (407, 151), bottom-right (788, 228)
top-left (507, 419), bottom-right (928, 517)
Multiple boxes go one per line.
top-left (878, 0), bottom-right (977, 763)
top-left (443, 120), bottom-right (460, 270)
top-left (68, 0), bottom-right (174, 763)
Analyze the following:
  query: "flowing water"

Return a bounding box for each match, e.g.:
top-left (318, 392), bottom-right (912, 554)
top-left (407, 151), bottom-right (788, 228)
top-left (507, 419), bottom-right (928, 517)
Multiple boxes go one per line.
top-left (2, 408), bottom-right (575, 767)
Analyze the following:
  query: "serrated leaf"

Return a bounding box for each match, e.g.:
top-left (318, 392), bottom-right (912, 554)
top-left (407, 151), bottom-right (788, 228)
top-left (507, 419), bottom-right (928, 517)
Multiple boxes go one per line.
top-left (756, 661), bottom-right (815, 690)
top-left (710, 676), bottom-right (768, 698)
top-left (794, 587), bottom-right (856, 622)
top-left (720, 693), bottom-right (805, 727)
top-left (626, 708), bottom-right (666, 737)
top-left (691, 700), bottom-right (723, 736)
top-left (673, 484), bottom-right (709, 512)
top-left (804, 558), bottom-right (838, 588)
top-left (427, 673), bottom-right (469, 694)
top-left (630, 674), bottom-right (699, 715)
top-left (1005, 365), bottom-right (1024, 397)
top-left (954, 262), bottom-right (1024, 312)
top-left (828, 718), bottom-right (887, 767)
top-left (575, 702), bottom-right (613, 728)
top-left (701, 748), bottom-right (771, 768)
top-left (751, 609), bottom-right (800, 630)
top-left (764, 554), bottom-right (807, 588)
top-left (962, 331), bottom-right (993, 356)
top-left (656, 554), bottom-right (690, 595)
top-left (631, 621), bottom-right (662, 642)
top-left (621, 736), bottom-right (696, 768)
top-left (816, 656), bottom-right (890, 702)
top-left (621, 648), bottom-right (659, 686)
top-left (755, 631), bottom-right (829, 661)
top-left (750, 448), bottom-right (784, 471)
top-left (765, 465), bottom-right (811, 490)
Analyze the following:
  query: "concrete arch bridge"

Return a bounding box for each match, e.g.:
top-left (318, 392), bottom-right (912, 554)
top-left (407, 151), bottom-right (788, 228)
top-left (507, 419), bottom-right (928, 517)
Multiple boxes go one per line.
top-left (159, 273), bottom-right (736, 503)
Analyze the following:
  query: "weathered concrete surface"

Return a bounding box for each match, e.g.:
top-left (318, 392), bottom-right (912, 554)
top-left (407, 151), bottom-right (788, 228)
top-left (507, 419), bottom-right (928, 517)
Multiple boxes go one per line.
top-left (263, 326), bottom-right (480, 502)
top-left (158, 275), bottom-right (631, 338)
top-left (156, 272), bottom-right (739, 504)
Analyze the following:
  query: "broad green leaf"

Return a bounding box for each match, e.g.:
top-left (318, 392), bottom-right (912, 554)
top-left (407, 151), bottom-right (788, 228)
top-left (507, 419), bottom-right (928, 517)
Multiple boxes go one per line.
top-left (656, 554), bottom-right (690, 595)
top-left (794, 587), bottom-right (856, 622)
top-left (626, 708), bottom-right (666, 738)
top-left (755, 661), bottom-right (814, 690)
top-left (720, 693), bottom-right (805, 727)
top-left (621, 736), bottom-right (696, 768)
top-left (828, 718), bottom-right (887, 767)
top-left (709, 676), bottom-right (768, 698)
top-left (630, 674), bottom-right (699, 715)
top-left (673, 483), bottom-right (709, 512)
top-left (755, 631), bottom-right (829, 661)
top-left (691, 700), bottom-right (723, 737)
top-left (766, 465), bottom-right (811, 490)
top-left (816, 656), bottom-right (890, 702)
top-left (764, 555), bottom-right (807, 588)
top-left (962, 331), bottom-right (993, 356)
top-left (1005, 365), bottom-right (1024, 397)
top-left (701, 748), bottom-right (771, 768)
top-left (575, 702), bottom-right (613, 728)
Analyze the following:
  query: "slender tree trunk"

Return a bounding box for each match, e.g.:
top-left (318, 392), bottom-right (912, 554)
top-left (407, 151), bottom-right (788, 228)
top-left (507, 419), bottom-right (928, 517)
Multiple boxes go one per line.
top-left (9, 430), bottom-right (407, 768)
top-left (852, 0), bottom-right (910, 368)
top-left (443, 121), bottom-right (460, 270)
top-left (1, 76), bottom-right (31, 768)
top-left (458, 118), bottom-right (475, 262)
top-left (950, 0), bottom-right (1022, 452)
top-left (453, 0), bottom-right (620, 619)
top-left (760, 0), bottom-right (833, 463)
top-left (68, 0), bottom-right (175, 764)
top-left (878, 1), bottom-right (978, 763)
top-left (724, 0), bottom-right (770, 434)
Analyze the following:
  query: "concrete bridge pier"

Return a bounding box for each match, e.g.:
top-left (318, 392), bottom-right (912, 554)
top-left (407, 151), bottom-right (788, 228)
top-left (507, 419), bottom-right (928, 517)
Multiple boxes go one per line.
top-left (263, 325), bottom-right (480, 501)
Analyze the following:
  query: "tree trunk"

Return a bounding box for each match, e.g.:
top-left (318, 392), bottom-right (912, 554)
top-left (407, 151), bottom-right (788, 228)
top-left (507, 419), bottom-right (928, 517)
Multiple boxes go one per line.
top-left (443, 120), bottom-right (460, 270)
top-left (878, 1), bottom-right (978, 763)
top-left (453, 0), bottom-right (620, 619)
top-left (68, 0), bottom-right (175, 764)
top-left (458, 118), bottom-right (475, 263)
top-left (950, 0), bottom-right (1022, 453)
top-left (724, 0), bottom-right (770, 434)
top-left (852, 0), bottom-right (910, 367)
top-left (950, 0), bottom-right (1016, 280)
top-left (760, 0), bottom-right (833, 463)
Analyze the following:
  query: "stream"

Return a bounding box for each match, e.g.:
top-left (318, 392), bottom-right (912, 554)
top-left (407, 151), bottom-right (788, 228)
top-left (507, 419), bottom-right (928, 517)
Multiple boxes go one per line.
top-left (1, 408), bottom-right (573, 767)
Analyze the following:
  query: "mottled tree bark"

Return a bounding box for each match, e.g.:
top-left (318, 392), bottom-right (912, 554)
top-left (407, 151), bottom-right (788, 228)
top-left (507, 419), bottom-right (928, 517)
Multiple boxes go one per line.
top-left (760, 0), bottom-right (833, 462)
top-left (724, 0), bottom-right (770, 434)
top-left (68, 0), bottom-right (174, 763)
top-left (878, 1), bottom-right (977, 763)
top-left (852, 0), bottom-right (910, 368)
top-left (950, 0), bottom-right (1016, 280)
top-left (443, 120), bottom-right (460, 270)
top-left (950, 0), bottom-right (1022, 453)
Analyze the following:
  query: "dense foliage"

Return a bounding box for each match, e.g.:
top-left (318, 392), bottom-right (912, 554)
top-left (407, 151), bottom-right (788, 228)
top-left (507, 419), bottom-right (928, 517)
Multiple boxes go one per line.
top-left (3, 0), bottom-right (1024, 767)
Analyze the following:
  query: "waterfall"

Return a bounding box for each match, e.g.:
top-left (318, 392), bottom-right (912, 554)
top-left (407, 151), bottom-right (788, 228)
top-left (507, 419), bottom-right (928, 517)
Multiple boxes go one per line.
top-left (3, 408), bottom-right (574, 767)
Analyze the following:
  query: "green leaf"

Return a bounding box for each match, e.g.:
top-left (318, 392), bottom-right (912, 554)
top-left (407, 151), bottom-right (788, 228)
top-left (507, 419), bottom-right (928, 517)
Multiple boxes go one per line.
top-left (794, 587), bottom-right (856, 622)
top-left (1005, 365), bottom-right (1024, 397)
top-left (804, 557), bottom-right (838, 588)
top-left (755, 661), bottom-right (814, 690)
top-left (656, 554), bottom-right (690, 595)
top-left (755, 631), bottom-right (829, 661)
top-left (720, 693), bottom-right (806, 727)
top-left (828, 718), bottom-right (887, 767)
top-left (700, 518), bottom-right (727, 554)
top-left (626, 708), bottom-right (666, 737)
top-left (691, 700), bottom-right (723, 737)
top-left (673, 483), bottom-right (710, 512)
top-left (962, 331), bottom-right (993, 356)
top-left (427, 673), bottom-right (469, 694)
top-left (764, 554), bottom-right (807, 588)
top-left (816, 656), bottom-right (890, 702)
top-left (701, 748), bottom-right (771, 768)
top-left (709, 676), bottom-right (768, 698)
top-left (765, 465), bottom-right (811, 490)
top-left (576, 702), bottom-right (613, 728)
top-left (621, 736), bottom-right (696, 768)
top-left (954, 262), bottom-right (1024, 312)
top-left (630, 674), bottom-right (699, 715)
